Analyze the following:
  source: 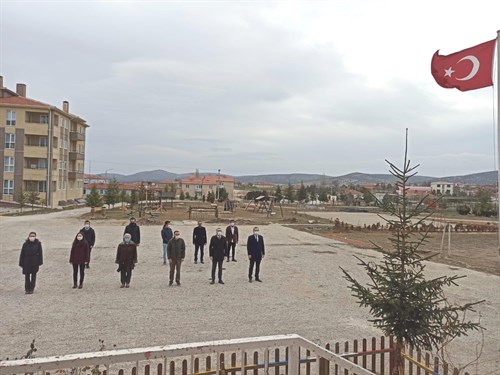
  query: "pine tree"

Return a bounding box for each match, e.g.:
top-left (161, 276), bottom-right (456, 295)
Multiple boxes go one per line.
top-left (274, 185), bottom-right (283, 202)
top-left (285, 183), bottom-right (295, 203)
top-left (341, 134), bottom-right (483, 375)
top-left (297, 181), bottom-right (307, 202)
top-left (105, 178), bottom-right (120, 208)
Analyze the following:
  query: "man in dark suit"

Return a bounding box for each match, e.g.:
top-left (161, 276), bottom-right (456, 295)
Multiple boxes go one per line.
top-left (192, 221), bottom-right (207, 264)
top-left (225, 219), bottom-right (239, 262)
top-left (247, 226), bottom-right (265, 282)
top-left (80, 220), bottom-right (96, 268)
top-left (209, 228), bottom-right (227, 284)
top-left (124, 217), bottom-right (140, 246)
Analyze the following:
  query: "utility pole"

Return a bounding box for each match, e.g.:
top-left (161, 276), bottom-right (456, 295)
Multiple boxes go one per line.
top-left (216, 169), bottom-right (220, 201)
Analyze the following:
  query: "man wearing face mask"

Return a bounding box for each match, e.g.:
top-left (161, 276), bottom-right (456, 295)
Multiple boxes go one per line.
top-left (225, 220), bottom-right (239, 262)
top-left (124, 217), bottom-right (140, 246)
top-left (19, 232), bottom-right (43, 294)
top-left (115, 233), bottom-right (138, 288)
top-left (247, 227), bottom-right (265, 282)
top-left (209, 228), bottom-right (227, 284)
top-left (192, 221), bottom-right (207, 264)
top-left (80, 220), bottom-right (96, 268)
top-left (166, 230), bottom-right (185, 286)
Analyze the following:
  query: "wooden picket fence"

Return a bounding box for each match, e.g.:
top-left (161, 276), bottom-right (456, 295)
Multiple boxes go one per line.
top-left (0, 335), bottom-right (473, 375)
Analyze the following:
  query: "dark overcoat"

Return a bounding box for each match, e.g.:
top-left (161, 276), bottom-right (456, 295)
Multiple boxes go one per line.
top-left (19, 240), bottom-right (43, 274)
top-left (70, 240), bottom-right (90, 264)
top-left (124, 223), bottom-right (141, 244)
top-left (115, 242), bottom-right (138, 271)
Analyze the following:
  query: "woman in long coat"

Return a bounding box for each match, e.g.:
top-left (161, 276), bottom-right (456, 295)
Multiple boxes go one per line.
top-left (19, 232), bottom-right (43, 294)
top-left (69, 232), bottom-right (90, 289)
top-left (115, 233), bottom-right (138, 288)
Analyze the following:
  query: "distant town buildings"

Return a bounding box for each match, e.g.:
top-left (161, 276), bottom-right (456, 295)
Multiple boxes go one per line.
top-left (180, 174), bottom-right (234, 200)
top-left (430, 181), bottom-right (454, 195)
top-left (0, 76), bottom-right (88, 207)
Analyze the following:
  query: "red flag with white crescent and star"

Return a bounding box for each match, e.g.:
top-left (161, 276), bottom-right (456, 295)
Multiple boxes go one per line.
top-left (431, 39), bottom-right (496, 91)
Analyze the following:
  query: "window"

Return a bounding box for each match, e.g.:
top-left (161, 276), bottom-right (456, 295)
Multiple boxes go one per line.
top-left (40, 115), bottom-right (48, 124)
top-left (6, 110), bottom-right (16, 126)
top-left (3, 180), bottom-right (14, 195)
top-left (38, 159), bottom-right (48, 169)
top-left (39, 137), bottom-right (48, 147)
top-left (5, 133), bottom-right (15, 149)
top-left (38, 181), bottom-right (47, 193)
top-left (4, 156), bottom-right (14, 172)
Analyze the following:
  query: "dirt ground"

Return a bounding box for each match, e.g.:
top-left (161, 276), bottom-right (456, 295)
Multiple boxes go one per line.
top-left (0, 206), bottom-right (499, 374)
top-left (93, 204), bottom-right (500, 276)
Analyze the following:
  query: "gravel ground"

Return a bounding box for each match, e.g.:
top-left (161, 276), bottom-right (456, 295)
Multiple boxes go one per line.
top-left (0, 208), bottom-right (498, 374)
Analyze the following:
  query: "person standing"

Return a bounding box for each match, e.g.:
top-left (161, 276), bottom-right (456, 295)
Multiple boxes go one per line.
top-left (19, 232), bottom-right (43, 294)
top-left (161, 221), bottom-right (173, 265)
top-left (166, 230), bottom-right (185, 286)
top-left (192, 221), bottom-right (207, 264)
top-left (69, 232), bottom-right (90, 289)
top-left (124, 217), bottom-right (140, 246)
top-left (209, 228), bottom-right (227, 284)
top-left (80, 220), bottom-right (96, 268)
top-left (225, 219), bottom-right (239, 261)
top-left (115, 233), bottom-right (138, 288)
top-left (247, 227), bottom-right (265, 282)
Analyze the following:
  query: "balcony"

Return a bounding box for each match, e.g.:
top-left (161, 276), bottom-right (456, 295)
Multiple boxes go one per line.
top-left (69, 151), bottom-right (85, 161)
top-left (68, 171), bottom-right (84, 180)
top-left (23, 167), bottom-right (48, 180)
top-left (24, 145), bottom-right (48, 158)
top-left (69, 131), bottom-right (85, 141)
top-left (24, 123), bottom-right (49, 136)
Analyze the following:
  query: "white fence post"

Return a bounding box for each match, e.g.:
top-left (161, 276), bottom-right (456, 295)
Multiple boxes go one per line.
top-left (288, 343), bottom-right (300, 375)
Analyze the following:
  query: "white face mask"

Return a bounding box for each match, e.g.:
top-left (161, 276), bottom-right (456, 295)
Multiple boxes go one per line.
top-left (254, 231), bottom-right (259, 235)
top-left (230, 223), bottom-right (235, 227)
top-left (84, 224), bottom-right (90, 229)
top-left (77, 235), bottom-right (83, 241)
top-left (174, 235), bottom-right (180, 239)
top-left (217, 232), bottom-right (222, 237)
top-left (29, 236), bottom-right (36, 242)
top-left (124, 237), bottom-right (131, 243)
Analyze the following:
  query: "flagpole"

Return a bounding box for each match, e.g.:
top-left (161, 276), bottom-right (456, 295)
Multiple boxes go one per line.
top-left (497, 30), bottom-right (500, 251)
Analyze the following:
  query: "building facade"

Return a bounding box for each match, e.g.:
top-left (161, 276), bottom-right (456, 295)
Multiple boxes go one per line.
top-left (0, 77), bottom-right (88, 207)
top-left (430, 181), bottom-right (454, 195)
top-left (180, 174), bottom-right (234, 200)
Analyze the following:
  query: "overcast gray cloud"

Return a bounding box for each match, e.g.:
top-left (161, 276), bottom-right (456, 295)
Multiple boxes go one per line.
top-left (1, 1), bottom-right (498, 177)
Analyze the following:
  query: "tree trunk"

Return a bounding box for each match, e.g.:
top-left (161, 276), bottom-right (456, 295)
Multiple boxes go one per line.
top-left (391, 339), bottom-right (404, 375)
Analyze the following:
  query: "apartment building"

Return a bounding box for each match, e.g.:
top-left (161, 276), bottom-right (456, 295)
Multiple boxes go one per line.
top-left (180, 174), bottom-right (235, 200)
top-left (430, 181), bottom-right (454, 195)
top-left (0, 76), bottom-right (88, 207)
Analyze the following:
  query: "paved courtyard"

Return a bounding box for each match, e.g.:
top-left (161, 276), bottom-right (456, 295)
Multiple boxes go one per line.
top-left (0, 208), bottom-right (498, 373)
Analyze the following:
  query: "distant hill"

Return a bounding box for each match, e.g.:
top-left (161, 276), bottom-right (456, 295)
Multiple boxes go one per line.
top-left (98, 169), bottom-right (497, 186)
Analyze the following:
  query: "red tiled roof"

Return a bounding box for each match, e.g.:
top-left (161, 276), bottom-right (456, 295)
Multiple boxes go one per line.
top-left (0, 96), bottom-right (50, 107)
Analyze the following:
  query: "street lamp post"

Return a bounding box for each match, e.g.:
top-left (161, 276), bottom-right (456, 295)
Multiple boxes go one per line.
top-left (104, 168), bottom-right (113, 181)
top-left (216, 169), bottom-right (220, 201)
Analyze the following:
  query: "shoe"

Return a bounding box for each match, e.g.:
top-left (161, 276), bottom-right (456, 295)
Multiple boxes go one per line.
top-left (232, 258), bottom-right (237, 262)
top-left (78, 285), bottom-right (83, 289)
top-left (163, 261), bottom-right (166, 265)
top-left (25, 291), bottom-right (29, 294)
top-left (210, 280), bottom-right (215, 284)
top-left (218, 280), bottom-right (225, 284)
top-left (249, 278), bottom-right (253, 283)
top-left (226, 257), bottom-right (230, 262)
top-left (73, 285), bottom-right (77, 289)
top-left (194, 260), bottom-right (197, 264)
top-left (176, 282), bottom-right (181, 286)
top-left (201, 261), bottom-right (204, 264)
top-left (120, 284), bottom-right (125, 288)
top-left (85, 264), bottom-right (90, 269)
top-left (125, 284), bottom-right (130, 288)
top-left (256, 278), bottom-right (263, 282)
top-left (169, 282), bottom-right (173, 286)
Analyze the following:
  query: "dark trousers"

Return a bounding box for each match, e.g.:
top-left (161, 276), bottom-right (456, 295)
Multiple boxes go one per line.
top-left (249, 259), bottom-right (262, 279)
top-left (226, 242), bottom-right (236, 259)
top-left (194, 244), bottom-right (204, 262)
top-left (87, 247), bottom-right (92, 265)
top-left (211, 259), bottom-right (224, 281)
top-left (169, 260), bottom-right (182, 283)
top-left (24, 273), bottom-right (37, 292)
top-left (120, 269), bottom-right (132, 285)
top-left (73, 263), bottom-right (85, 286)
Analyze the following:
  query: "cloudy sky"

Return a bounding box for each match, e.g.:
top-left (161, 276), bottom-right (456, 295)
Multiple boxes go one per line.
top-left (1, 1), bottom-right (499, 177)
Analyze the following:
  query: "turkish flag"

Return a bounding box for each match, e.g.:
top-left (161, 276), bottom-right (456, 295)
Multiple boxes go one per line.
top-left (431, 39), bottom-right (496, 91)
